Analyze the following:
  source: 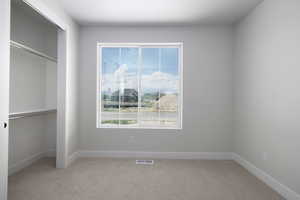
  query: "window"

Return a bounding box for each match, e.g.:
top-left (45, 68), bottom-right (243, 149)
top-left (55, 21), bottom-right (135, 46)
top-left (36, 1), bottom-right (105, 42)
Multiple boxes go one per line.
top-left (97, 43), bottom-right (182, 129)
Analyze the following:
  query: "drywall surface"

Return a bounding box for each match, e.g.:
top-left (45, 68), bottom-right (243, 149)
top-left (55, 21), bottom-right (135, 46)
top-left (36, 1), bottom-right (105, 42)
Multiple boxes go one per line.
top-left (28, 0), bottom-right (81, 158)
top-left (79, 26), bottom-right (233, 152)
top-left (11, 3), bottom-right (57, 58)
top-left (9, 47), bottom-right (47, 112)
top-left (10, 3), bottom-right (58, 112)
top-left (9, 116), bottom-right (46, 168)
top-left (46, 61), bottom-right (57, 110)
top-left (46, 112), bottom-right (57, 153)
top-left (9, 3), bottom-right (57, 172)
top-left (45, 61), bottom-right (57, 152)
top-left (234, 0), bottom-right (300, 195)
top-left (9, 51), bottom-right (57, 164)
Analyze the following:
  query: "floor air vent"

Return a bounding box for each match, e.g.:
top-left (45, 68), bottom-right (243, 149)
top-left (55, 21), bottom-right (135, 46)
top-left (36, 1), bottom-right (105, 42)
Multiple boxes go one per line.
top-left (136, 160), bottom-right (154, 165)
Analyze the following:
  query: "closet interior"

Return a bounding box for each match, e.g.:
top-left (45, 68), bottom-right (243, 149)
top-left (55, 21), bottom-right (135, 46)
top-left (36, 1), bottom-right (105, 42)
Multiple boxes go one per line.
top-left (8, 0), bottom-right (58, 175)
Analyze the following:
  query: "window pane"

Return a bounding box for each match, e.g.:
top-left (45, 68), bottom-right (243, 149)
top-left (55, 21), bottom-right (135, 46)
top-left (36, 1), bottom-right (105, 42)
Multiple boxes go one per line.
top-left (160, 48), bottom-right (179, 127)
top-left (140, 48), bottom-right (160, 127)
top-left (119, 48), bottom-right (139, 127)
top-left (101, 48), bottom-right (120, 127)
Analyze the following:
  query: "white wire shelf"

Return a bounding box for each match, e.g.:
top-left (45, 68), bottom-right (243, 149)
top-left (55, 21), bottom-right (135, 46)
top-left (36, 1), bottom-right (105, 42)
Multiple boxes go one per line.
top-left (9, 109), bottom-right (57, 120)
top-left (10, 40), bottom-right (57, 63)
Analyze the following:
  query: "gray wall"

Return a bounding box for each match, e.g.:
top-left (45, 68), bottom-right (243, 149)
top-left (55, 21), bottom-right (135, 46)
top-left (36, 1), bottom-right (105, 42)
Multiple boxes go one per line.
top-left (234, 0), bottom-right (300, 194)
top-left (79, 26), bottom-right (234, 152)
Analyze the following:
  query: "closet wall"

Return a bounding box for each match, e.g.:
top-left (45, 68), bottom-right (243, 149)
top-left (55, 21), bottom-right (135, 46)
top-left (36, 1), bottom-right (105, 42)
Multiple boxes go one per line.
top-left (9, 2), bottom-right (57, 174)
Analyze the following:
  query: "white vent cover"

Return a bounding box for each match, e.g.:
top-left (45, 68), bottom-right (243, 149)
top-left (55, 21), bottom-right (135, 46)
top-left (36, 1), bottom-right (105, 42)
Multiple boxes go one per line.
top-left (136, 160), bottom-right (154, 165)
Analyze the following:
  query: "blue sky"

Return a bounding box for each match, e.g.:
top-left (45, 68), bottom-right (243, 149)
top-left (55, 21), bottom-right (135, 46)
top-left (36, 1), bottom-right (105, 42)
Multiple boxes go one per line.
top-left (101, 47), bottom-right (179, 93)
top-left (102, 47), bottom-right (179, 75)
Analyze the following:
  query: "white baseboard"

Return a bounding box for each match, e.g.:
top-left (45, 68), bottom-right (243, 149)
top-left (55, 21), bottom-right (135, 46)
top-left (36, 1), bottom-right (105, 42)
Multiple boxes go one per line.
top-left (9, 152), bottom-right (45, 176)
top-left (78, 151), bottom-right (233, 160)
top-left (9, 149), bottom-right (56, 176)
top-left (232, 153), bottom-right (300, 200)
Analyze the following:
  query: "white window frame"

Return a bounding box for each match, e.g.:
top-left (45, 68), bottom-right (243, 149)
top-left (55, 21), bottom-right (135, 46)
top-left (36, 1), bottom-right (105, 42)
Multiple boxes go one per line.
top-left (96, 43), bottom-right (183, 129)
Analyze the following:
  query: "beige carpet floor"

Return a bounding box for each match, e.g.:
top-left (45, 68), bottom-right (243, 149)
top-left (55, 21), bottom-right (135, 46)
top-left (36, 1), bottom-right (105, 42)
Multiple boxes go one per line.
top-left (8, 158), bottom-right (283, 200)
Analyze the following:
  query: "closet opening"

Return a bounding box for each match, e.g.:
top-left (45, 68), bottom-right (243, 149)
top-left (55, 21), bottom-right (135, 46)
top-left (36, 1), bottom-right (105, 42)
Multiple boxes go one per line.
top-left (8, 0), bottom-right (63, 176)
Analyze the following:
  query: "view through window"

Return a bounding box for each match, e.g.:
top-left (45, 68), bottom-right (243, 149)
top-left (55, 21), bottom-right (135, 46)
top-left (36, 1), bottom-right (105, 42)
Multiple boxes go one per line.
top-left (97, 43), bottom-right (182, 129)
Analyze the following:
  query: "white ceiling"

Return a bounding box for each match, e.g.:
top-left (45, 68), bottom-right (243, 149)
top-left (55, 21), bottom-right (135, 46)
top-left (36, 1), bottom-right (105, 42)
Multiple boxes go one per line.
top-left (61, 0), bottom-right (263, 26)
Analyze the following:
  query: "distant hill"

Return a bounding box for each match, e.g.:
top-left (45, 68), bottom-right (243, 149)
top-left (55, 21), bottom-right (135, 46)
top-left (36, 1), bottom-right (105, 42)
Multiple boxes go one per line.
top-left (102, 90), bottom-right (177, 111)
top-left (154, 94), bottom-right (178, 112)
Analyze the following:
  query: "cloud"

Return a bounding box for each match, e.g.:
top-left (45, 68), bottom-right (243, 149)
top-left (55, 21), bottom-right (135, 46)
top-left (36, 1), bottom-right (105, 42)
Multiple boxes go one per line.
top-left (141, 71), bottom-right (179, 93)
top-left (102, 65), bottom-right (179, 94)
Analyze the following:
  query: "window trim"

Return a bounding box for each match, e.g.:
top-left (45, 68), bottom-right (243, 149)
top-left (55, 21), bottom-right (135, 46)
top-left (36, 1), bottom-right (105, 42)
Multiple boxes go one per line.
top-left (96, 42), bottom-right (183, 130)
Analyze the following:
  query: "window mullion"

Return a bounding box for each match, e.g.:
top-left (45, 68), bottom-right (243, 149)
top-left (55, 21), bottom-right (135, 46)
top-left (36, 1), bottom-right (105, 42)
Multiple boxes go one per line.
top-left (158, 48), bottom-right (161, 126)
top-left (118, 48), bottom-right (121, 127)
top-left (137, 47), bottom-right (142, 127)
top-left (178, 47), bottom-right (181, 128)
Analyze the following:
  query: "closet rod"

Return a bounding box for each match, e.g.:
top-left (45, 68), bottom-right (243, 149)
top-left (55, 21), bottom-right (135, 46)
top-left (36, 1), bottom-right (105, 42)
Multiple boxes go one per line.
top-left (9, 116), bottom-right (27, 120)
top-left (10, 40), bottom-right (57, 63)
top-left (9, 109), bottom-right (57, 120)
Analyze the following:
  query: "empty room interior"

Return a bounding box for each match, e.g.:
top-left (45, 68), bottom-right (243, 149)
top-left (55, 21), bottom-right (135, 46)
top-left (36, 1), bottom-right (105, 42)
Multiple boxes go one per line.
top-left (0, 0), bottom-right (299, 200)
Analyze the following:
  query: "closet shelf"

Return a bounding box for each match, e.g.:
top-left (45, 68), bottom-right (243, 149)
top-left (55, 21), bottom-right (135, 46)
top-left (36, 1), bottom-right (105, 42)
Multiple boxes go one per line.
top-left (10, 40), bottom-right (57, 63)
top-left (9, 109), bottom-right (57, 120)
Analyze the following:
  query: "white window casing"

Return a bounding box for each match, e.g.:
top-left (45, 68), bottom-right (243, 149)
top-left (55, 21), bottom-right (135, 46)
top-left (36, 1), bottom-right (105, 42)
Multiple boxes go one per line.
top-left (97, 43), bottom-right (183, 129)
